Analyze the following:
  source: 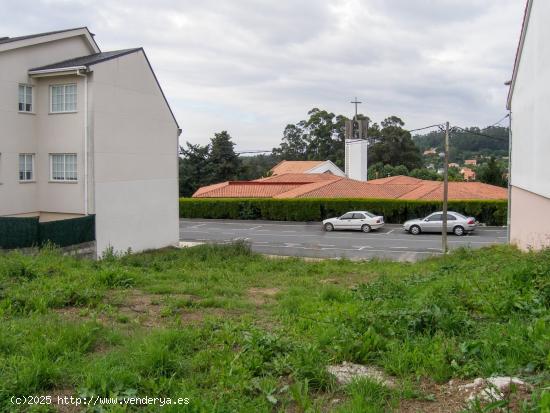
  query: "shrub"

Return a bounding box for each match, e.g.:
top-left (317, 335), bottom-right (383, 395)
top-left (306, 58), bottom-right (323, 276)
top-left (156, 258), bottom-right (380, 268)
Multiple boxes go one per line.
top-left (180, 198), bottom-right (507, 225)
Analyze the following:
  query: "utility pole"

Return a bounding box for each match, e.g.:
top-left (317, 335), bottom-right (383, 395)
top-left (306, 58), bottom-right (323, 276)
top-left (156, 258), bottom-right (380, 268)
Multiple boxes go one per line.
top-left (442, 121), bottom-right (450, 254)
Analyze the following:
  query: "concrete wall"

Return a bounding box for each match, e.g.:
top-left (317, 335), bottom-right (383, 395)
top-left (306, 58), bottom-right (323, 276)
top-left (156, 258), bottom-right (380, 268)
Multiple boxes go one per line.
top-left (510, 186), bottom-right (550, 250)
top-left (510, 0), bottom-right (550, 199)
top-left (90, 50), bottom-right (179, 255)
top-left (509, 0), bottom-right (550, 250)
top-left (0, 36), bottom-right (91, 215)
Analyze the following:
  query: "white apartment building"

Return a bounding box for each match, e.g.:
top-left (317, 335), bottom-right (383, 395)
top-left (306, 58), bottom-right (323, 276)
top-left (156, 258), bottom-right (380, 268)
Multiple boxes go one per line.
top-left (0, 27), bottom-right (180, 255)
top-left (507, 0), bottom-right (550, 250)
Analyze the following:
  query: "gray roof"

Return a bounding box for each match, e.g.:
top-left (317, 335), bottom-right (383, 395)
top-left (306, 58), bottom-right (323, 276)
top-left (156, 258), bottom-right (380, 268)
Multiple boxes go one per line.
top-left (30, 48), bottom-right (142, 71)
top-left (0, 27), bottom-right (91, 45)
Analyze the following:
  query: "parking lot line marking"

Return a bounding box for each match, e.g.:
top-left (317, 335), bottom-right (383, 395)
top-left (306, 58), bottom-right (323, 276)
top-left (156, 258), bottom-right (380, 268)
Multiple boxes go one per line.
top-left (391, 246), bottom-right (408, 249)
top-left (386, 229), bottom-right (395, 234)
top-left (318, 244), bottom-right (336, 247)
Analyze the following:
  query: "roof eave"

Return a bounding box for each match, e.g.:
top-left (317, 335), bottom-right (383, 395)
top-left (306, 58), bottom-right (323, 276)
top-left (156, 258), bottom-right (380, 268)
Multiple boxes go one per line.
top-left (28, 66), bottom-right (87, 77)
top-left (0, 27), bottom-right (100, 54)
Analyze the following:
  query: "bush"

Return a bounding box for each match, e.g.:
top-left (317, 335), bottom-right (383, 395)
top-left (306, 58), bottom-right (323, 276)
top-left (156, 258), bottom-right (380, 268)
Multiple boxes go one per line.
top-left (179, 198), bottom-right (508, 225)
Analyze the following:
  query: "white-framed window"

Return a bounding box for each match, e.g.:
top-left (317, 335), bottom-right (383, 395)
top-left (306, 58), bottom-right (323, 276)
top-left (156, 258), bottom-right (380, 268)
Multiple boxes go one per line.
top-left (19, 154), bottom-right (34, 181)
top-left (18, 84), bottom-right (33, 112)
top-left (50, 84), bottom-right (76, 113)
top-left (50, 153), bottom-right (77, 181)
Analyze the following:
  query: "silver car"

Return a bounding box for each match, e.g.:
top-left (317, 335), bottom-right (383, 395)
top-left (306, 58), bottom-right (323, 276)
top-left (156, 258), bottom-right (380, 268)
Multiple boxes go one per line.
top-left (403, 211), bottom-right (477, 236)
top-left (323, 211), bottom-right (384, 233)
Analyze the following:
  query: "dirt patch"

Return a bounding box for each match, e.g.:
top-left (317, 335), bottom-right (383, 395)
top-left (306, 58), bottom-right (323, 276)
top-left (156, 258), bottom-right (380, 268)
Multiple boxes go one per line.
top-left (398, 377), bottom-right (534, 413)
top-left (114, 291), bottom-right (164, 327)
top-left (247, 287), bottom-right (281, 305)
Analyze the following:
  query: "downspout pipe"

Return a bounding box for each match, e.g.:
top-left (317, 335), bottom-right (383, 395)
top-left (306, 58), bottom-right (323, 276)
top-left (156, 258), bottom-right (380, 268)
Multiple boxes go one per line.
top-left (77, 69), bottom-right (89, 215)
top-left (507, 110), bottom-right (512, 244)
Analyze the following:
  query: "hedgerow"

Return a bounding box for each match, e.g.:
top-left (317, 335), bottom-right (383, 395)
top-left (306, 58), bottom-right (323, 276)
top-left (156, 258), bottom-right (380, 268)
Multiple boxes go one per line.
top-left (179, 198), bottom-right (508, 225)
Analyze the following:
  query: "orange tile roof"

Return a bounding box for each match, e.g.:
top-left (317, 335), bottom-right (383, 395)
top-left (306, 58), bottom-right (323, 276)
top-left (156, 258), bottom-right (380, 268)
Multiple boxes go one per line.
top-left (193, 181), bottom-right (305, 198)
top-left (368, 176), bottom-right (424, 185)
top-left (270, 160), bottom-right (326, 175)
top-left (256, 173), bottom-right (341, 183)
top-left (192, 175), bottom-right (507, 200)
top-left (409, 182), bottom-right (507, 200)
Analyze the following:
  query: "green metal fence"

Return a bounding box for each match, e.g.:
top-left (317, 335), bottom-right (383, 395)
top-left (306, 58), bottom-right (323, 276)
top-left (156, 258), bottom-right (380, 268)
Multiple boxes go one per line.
top-left (0, 215), bottom-right (95, 249)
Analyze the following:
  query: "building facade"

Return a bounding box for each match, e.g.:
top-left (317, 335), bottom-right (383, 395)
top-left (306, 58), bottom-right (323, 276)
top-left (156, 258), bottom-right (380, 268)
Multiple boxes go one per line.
top-left (507, 0), bottom-right (550, 250)
top-left (0, 27), bottom-right (180, 255)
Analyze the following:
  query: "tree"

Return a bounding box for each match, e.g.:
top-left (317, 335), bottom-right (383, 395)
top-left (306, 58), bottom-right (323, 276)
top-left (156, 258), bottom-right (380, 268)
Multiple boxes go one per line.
top-left (209, 131), bottom-right (242, 183)
top-left (179, 131), bottom-right (243, 197)
top-left (179, 142), bottom-right (211, 197)
top-left (477, 157), bottom-right (507, 187)
top-left (409, 168), bottom-right (440, 180)
top-left (239, 154), bottom-right (278, 180)
top-left (368, 116), bottom-right (423, 170)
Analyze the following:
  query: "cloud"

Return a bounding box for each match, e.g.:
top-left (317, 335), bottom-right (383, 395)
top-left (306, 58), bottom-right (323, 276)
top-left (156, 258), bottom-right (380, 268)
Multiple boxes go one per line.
top-left (0, 0), bottom-right (525, 150)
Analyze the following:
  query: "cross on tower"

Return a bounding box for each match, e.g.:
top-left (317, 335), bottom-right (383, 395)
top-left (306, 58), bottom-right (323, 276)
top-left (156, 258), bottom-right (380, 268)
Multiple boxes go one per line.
top-left (350, 97), bottom-right (362, 119)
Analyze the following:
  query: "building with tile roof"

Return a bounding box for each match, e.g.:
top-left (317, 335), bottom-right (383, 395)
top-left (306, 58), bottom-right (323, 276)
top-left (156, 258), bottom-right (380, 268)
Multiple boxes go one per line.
top-left (192, 174), bottom-right (507, 200)
top-left (269, 160), bottom-right (345, 177)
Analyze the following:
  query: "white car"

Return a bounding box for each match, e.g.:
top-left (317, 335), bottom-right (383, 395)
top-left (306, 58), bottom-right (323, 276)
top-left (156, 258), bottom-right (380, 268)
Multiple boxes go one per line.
top-left (323, 211), bottom-right (384, 233)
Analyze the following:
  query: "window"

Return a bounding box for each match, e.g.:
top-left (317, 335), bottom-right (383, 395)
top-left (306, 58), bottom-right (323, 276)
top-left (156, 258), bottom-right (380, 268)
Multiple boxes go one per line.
top-left (340, 213), bottom-right (354, 219)
top-left (18, 84), bottom-right (33, 112)
top-left (19, 154), bottom-right (34, 181)
top-left (50, 154), bottom-right (77, 181)
top-left (50, 84), bottom-right (76, 113)
top-left (447, 214), bottom-right (457, 221)
top-left (427, 214), bottom-right (443, 221)
top-left (352, 213), bottom-right (366, 219)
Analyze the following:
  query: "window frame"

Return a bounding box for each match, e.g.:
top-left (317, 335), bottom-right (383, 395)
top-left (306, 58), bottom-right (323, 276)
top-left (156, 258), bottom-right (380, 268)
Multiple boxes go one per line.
top-left (19, 153), bottom-right (35, 182)
top-left (50, 83), bottom-right (77, 113)
top-left (18, 84), bottom-right (33, 113)
top-left (49, 153), bottom-right (78, 182)
top-left (340, 213), bottom-right (354, 220)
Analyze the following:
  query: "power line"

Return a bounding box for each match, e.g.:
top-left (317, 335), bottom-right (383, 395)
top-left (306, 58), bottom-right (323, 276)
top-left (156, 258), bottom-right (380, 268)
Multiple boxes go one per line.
top-left (407, 124), bottom-right (444, 133)
top-left (487, 113), bottom-right (510, 128)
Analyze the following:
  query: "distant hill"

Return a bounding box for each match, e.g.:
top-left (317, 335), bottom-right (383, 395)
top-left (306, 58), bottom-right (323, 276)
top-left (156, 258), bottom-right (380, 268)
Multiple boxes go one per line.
top-left (414, 126), bottom-right (509, 163)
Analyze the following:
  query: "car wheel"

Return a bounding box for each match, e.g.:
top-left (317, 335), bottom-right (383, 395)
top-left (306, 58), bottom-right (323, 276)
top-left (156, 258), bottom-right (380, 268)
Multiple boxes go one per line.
top-left (409, 225), bottom-right (421, 235)
top-left (453, 226), bottom-right (465, 236)
top-left (324, 223), bottom-right (334, 232)
top-left (361, 224), bottom-right (371, 233)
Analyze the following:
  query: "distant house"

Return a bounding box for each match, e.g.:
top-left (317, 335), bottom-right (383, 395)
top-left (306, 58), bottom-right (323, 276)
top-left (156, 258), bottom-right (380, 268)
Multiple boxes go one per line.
top-left (0, 28), bottom-right (180, 255)
top-left (270, 160), bottom-right (345, 177)
top-left (193, 174), bottom-right (507, 200)
top-left (460, 167), bottom-right (476, 181)
top-left (464, 159), bottom-right (477, 166)
top-left (507, 0), bottom-right (550, 250)
top-left (448, 163), bottom-right (460, 169)
top-left (423, 148), bottom-right (437, 156)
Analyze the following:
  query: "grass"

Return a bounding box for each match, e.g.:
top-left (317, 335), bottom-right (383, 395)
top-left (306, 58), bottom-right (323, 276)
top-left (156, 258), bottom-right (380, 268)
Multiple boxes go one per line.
top-left (0, 242), bottom-right (548, 412)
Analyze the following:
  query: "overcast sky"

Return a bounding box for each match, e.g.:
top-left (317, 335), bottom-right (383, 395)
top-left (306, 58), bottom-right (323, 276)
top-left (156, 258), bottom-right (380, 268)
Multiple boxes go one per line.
top-left (1, 0), bottom-right (525, 151)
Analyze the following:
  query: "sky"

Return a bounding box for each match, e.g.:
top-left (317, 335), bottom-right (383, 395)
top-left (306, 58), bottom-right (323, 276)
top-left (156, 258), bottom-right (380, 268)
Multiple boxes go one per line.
top-left (1, 0), bottom-right (525, 152)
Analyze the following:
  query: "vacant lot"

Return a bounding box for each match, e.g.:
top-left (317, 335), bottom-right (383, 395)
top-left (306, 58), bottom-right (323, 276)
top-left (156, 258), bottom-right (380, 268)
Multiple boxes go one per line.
top-left (0, 244), bottom-right (548, 412)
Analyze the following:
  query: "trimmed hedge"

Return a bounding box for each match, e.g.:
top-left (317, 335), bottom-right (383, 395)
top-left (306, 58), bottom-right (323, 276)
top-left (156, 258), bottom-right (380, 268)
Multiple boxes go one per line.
top-left (0, 215), bottom-right (96, 249)
top-left (180, 198), bottom-right (508, 226)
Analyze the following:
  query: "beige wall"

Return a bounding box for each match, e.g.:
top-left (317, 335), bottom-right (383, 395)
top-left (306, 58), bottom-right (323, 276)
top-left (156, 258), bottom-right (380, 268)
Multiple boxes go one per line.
top-left (0, 36), bottom-right (91, 215)
top-left (510, 186), bottom-right (550, 250)
top-left (90, 50), bottom-right (179, 255)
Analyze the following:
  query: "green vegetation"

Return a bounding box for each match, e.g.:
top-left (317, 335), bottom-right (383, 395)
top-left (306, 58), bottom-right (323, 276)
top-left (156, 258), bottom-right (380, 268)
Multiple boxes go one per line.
top-left (180, 198), bottom-right (508, 225)
top-left (0, 243), bottom-right (548, 412)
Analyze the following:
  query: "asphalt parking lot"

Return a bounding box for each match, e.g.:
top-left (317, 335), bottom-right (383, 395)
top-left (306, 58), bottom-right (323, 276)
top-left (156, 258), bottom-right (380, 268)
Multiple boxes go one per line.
top-left (180, 219), bottom-right (507, 261)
